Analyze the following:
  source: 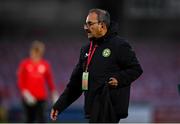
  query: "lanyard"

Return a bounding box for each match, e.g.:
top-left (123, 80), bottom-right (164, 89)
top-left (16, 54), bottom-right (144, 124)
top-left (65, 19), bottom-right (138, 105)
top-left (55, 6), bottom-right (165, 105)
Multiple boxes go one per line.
top-left (85, 41), bottom-right (98, 71)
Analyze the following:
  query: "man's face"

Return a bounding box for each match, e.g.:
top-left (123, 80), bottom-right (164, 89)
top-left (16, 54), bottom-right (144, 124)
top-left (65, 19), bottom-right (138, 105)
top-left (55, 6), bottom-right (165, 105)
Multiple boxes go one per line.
top-left (30, 48), bottom-right (44, 60)
top-left (84, 12), bottom-right (102, 39)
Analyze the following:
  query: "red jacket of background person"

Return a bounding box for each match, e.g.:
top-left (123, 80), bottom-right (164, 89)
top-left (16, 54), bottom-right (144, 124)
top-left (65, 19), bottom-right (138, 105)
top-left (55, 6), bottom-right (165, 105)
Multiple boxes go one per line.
top-left (17, 58), bottom-right (56, 100)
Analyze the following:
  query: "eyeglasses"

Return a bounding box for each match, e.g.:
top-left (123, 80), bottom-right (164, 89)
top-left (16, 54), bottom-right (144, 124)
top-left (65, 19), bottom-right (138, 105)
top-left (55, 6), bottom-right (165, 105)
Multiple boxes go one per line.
top-left (84, 21), bottom-right (99, 28)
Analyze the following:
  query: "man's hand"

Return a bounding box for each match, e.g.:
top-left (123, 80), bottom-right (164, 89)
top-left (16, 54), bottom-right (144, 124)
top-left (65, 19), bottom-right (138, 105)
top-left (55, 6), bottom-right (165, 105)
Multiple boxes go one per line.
top-left (50, 108), bottom-right (59, 121)
top-left (108, 77), bottom-right (118, 87)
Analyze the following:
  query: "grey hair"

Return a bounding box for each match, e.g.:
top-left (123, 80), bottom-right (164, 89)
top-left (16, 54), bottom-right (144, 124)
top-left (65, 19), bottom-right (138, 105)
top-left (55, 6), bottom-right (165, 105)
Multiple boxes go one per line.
top-left (89, 8), bottom-right (110, 28)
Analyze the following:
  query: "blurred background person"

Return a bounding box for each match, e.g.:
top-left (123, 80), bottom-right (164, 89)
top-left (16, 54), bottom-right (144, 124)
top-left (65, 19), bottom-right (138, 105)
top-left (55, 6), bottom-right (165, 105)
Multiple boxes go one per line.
top-left (17, 41), bottom-right (59, 123)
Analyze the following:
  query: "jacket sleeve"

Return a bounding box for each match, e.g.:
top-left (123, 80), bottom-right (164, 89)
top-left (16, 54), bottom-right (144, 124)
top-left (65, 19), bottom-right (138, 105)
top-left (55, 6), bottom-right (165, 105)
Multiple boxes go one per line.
top-left (45, 62), bottom-right (56, 92)
top-left (17, 61), bottom-right (26, 94)
top-left (110, 40), bottom-right (143, 87)
top-left (52, 48), bottom-right (84, 113)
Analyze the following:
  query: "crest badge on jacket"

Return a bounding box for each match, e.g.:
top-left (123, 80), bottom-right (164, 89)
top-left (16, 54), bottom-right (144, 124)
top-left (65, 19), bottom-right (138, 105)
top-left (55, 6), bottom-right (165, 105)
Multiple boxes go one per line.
top-left (102, 48), bottom-right (111, 57)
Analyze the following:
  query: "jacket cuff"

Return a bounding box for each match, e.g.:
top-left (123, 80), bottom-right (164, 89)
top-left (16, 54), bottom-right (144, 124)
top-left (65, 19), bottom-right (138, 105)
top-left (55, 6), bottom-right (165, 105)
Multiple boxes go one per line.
top-left (52, 101), bottom-right (61, 113)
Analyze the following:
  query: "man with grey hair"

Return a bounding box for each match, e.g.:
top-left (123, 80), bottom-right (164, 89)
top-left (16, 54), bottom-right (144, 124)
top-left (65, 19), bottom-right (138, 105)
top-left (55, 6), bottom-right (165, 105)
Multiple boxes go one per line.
top-left (50, 8), bottom-right (143, 123)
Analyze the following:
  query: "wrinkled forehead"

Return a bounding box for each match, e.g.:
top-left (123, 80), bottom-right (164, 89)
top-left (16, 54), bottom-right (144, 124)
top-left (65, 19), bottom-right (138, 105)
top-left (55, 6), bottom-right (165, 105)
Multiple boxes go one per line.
top-left (86, 12), bottom-right (98, 23)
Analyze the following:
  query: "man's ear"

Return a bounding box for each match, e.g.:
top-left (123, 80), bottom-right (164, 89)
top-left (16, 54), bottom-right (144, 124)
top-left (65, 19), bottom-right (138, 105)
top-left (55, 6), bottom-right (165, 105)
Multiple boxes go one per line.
top-left (101, 22), bottom-right (104, 28)
top-left (102, 23), bottom-right (107, 30)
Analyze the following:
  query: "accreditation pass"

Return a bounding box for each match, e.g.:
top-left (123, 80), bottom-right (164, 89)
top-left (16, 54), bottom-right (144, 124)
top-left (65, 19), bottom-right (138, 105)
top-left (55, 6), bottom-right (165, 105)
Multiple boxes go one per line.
top-left (82, 72), bottom-right (89, 90)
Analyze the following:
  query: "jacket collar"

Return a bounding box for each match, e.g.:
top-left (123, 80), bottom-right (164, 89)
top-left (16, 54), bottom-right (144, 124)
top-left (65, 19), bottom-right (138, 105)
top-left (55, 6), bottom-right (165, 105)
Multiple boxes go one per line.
top-left (91, 21), bottom-right (119, 46)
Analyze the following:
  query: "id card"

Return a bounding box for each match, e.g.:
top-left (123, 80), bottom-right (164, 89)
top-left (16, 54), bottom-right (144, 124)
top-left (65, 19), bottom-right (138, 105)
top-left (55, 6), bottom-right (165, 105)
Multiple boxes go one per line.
top-left (82, 72), bottom-right (89, 90)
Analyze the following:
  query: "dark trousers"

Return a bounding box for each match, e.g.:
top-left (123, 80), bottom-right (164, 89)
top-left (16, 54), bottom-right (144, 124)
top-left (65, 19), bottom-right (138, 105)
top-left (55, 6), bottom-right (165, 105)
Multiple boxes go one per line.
top-left (23, 100), bottom-right (46, 123)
